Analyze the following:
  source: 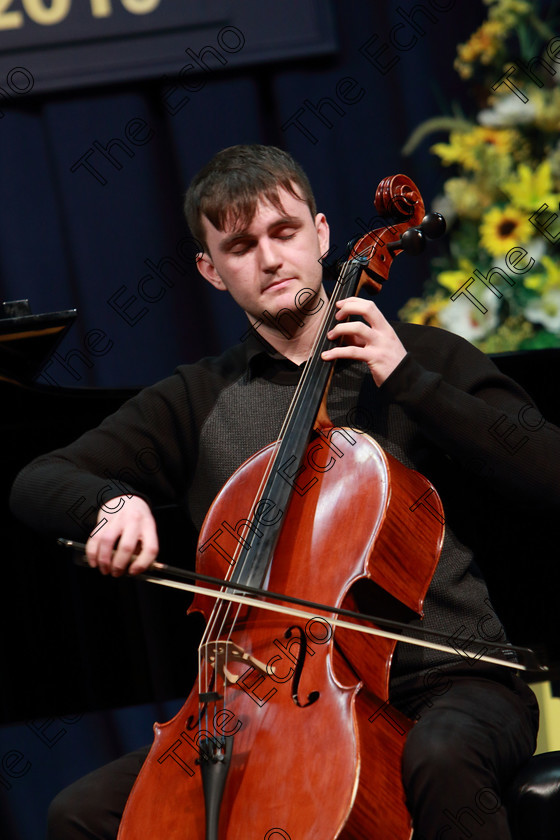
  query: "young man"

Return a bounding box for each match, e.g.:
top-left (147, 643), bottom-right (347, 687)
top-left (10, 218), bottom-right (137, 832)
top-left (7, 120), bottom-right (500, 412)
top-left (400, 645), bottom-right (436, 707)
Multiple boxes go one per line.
top-left (10, 144), bottom-right (558, 839)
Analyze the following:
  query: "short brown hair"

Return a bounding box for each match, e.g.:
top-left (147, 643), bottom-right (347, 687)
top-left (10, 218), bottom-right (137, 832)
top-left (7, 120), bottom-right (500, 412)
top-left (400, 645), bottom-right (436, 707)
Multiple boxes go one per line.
top-left (184, 144), bottom-right (317, 252)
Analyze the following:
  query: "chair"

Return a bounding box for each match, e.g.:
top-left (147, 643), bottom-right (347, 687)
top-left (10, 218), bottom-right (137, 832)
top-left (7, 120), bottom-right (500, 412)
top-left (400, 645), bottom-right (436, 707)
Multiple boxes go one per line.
top-left (508, 750), bottom-right (560, 839)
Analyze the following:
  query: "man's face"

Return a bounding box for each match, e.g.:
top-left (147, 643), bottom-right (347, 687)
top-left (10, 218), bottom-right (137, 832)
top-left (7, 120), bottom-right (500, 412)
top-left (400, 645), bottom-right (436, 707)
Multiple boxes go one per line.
top-left (196, 186), bottom-right (329, 328)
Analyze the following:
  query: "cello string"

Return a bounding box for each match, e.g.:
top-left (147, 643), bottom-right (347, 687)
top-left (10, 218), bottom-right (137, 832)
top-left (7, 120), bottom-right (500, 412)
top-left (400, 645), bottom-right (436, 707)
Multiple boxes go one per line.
top-left (217, 256), bottom-right (357, 596)
top-left (201, 254), bottom-right (369, 735)
top-left (195, 263), bottom-right (355, 732)
top-left (199, 576), bottom-right (242, 732)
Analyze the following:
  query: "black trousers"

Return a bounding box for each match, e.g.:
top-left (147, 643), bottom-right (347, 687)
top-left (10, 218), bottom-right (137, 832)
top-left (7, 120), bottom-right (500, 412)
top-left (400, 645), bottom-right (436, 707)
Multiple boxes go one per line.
top-left (47, 674), bottom-right (539, 840)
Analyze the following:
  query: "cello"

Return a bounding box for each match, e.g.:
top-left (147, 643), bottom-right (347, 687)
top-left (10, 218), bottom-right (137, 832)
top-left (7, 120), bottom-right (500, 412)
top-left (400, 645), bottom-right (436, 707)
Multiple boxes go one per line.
top-left (113, 175), bottom-right (452, 839)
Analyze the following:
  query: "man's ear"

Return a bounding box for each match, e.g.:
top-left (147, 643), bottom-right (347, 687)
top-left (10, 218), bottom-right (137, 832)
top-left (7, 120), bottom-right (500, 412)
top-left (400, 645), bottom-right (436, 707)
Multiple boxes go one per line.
top-left (196, 252), bottom-right (227, 291)
top-left (315, 212), bottom-right (330, 256)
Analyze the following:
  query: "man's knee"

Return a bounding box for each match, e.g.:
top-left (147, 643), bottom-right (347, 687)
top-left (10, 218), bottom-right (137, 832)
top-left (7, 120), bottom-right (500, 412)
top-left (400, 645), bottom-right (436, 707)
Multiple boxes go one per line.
top-left (47, 779), bottom-right (121, 839)
top-left (402, 715), bottom-right (479, 788)
top-left (47, 782), bottom-right (88, 840)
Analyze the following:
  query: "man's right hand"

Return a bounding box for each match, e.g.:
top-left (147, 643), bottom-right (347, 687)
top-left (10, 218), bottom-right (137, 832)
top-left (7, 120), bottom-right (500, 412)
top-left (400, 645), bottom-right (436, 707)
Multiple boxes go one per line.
top-left (85, 495), bottom-right (159, 576)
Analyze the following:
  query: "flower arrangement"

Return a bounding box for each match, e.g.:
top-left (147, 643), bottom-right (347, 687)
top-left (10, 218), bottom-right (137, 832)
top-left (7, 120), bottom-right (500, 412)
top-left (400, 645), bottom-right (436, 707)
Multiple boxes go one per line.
top-left (400, 0), bottom-right (560, 352)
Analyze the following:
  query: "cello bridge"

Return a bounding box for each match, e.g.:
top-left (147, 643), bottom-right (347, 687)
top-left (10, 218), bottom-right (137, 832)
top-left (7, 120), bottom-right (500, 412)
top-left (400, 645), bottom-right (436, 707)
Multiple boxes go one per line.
top-left (201, 641), bottom-right (274, 685)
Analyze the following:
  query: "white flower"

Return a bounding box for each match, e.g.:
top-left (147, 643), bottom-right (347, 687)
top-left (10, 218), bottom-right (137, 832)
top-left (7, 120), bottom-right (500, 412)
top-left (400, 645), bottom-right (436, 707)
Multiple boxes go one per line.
top-left (524, 290), bottom-right (560, 333)
top-left (439, 289), bottom-right (500, 342)
top-left (478, 94), bottom-right (537, 127)
top-left (431, 193), bottom-right (457, 227)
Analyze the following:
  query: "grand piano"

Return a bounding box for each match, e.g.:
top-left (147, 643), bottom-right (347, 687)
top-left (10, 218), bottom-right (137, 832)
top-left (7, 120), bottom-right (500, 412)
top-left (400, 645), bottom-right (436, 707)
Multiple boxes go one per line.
top-left (1, 301), bottom-right (201, 726)
top-left (2, 302), bottom-right (559, 726)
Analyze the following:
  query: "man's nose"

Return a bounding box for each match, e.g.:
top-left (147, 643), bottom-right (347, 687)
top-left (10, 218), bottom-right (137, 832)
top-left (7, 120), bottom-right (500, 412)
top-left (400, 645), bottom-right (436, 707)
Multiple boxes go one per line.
top-left (258, 238), bottom-right (282, 270)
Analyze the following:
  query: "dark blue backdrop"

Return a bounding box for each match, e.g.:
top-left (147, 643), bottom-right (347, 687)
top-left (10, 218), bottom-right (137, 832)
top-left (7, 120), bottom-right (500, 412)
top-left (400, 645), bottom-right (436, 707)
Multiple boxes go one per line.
top-left (0, 2), bottom-right (486, 837)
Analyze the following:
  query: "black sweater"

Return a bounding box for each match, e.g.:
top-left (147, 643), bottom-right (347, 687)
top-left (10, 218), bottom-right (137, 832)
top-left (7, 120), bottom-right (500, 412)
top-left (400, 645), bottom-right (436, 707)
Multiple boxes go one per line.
top-left (10, 323), bottom-right (560, 702)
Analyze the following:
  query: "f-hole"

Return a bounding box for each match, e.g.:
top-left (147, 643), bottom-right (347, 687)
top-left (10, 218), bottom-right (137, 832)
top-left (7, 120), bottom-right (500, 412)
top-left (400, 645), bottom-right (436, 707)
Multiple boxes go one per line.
top-left (286, 625), bottom-right (320, 707)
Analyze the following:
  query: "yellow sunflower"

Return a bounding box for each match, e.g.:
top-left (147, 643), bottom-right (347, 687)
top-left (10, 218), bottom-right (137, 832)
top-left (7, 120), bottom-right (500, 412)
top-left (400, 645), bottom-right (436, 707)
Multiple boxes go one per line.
top-left (479, 205), bottom-right (533, 256)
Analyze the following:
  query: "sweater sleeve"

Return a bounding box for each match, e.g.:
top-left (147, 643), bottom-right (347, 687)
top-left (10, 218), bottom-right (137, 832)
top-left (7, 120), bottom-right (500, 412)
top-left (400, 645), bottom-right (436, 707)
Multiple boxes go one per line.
top-left (380, 323), bottom-right (560, 508)
top-left (9, 369), bottom-right (197, 540)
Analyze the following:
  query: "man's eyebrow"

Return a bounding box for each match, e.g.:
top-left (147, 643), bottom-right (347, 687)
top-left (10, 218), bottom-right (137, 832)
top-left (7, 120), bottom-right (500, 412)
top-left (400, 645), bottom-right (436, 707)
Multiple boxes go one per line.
top-left (268, 214), bottom-right (301, 227)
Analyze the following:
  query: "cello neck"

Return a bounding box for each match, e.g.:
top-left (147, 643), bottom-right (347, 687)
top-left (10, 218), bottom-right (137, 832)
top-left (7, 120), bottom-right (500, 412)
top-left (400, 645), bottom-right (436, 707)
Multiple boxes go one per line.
top-left (230, 259), bottom-right (364, 591)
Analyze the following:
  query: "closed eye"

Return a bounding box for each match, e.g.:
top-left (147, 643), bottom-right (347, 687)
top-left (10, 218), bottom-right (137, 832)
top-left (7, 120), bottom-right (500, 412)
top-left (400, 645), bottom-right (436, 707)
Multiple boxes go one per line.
top-left (224, 221), bottom-right (302, 255)
top-left (274, 224), bottom-right (300, 240)
top-left (229, 239), bottom-right (255, 255)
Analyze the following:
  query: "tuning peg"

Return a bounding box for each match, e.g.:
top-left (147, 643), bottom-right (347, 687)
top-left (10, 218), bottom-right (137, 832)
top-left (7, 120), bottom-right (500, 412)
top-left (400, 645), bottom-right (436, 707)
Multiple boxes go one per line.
top-left (386, 227), bottom-right (426, 255)
top-left (419, 212), bottom-right (446, 239)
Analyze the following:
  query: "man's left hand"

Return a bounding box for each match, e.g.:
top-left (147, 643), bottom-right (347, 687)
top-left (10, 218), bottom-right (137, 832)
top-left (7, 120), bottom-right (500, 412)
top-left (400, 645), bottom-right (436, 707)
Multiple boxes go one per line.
top-left (321, 297), bottom-right (406, 386)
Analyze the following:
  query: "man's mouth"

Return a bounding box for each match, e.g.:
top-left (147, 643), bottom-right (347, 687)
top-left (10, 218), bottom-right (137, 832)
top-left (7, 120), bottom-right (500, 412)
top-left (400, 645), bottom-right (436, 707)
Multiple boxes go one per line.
top-left (263, 277), bottom-right (294, 292)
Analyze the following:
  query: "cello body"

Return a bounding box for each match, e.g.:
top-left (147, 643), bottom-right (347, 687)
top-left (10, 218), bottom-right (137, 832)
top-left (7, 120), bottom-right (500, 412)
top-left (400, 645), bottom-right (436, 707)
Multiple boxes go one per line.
top-left (117, 430), bottom-right (444, 839)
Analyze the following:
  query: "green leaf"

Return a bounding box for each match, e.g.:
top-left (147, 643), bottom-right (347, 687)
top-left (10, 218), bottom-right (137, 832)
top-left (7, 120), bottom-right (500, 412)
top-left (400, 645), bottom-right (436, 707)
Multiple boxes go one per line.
top-left (519, 330), bottom-right (560, 350)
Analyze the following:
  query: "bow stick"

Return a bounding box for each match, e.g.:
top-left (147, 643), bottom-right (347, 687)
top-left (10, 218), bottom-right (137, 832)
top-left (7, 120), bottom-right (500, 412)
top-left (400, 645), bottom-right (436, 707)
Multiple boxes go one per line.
top-left (58, 538), bottom-right (546, 674)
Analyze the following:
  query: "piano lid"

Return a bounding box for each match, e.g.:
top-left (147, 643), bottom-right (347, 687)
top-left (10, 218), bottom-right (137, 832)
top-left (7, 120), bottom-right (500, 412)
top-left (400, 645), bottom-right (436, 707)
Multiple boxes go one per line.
top-left (0, 299), bottom-right (77, 384)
